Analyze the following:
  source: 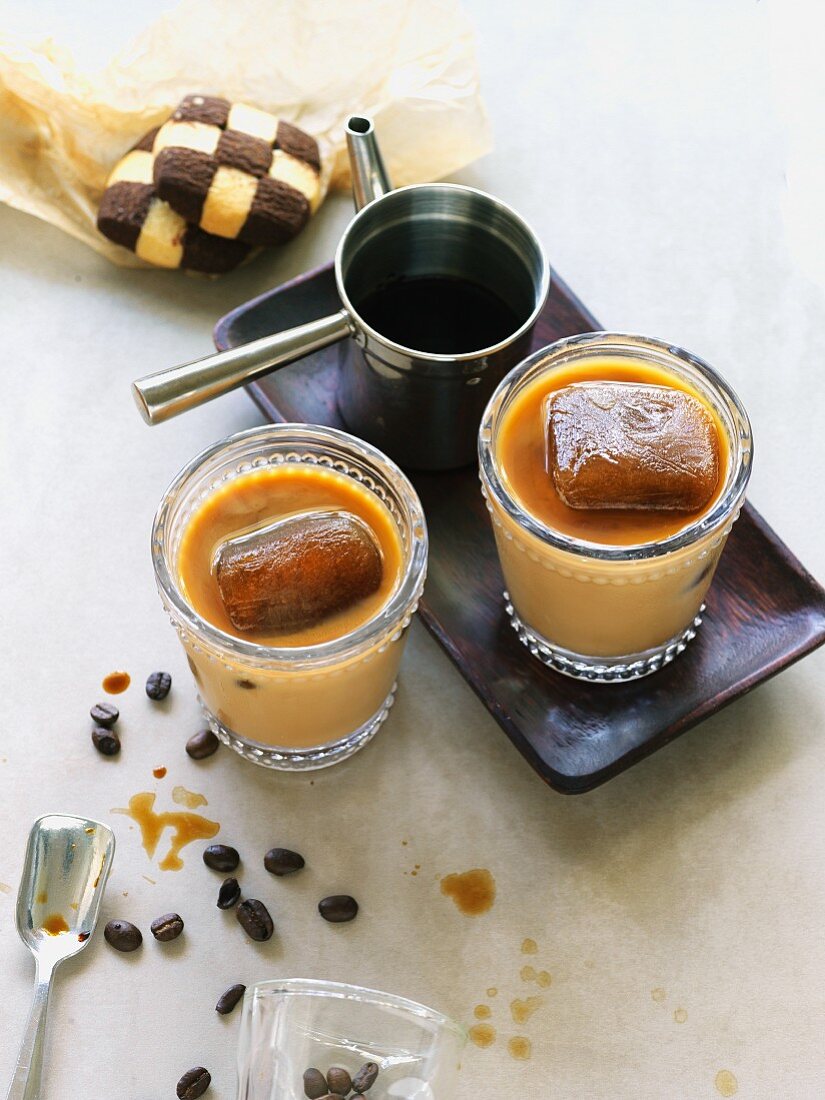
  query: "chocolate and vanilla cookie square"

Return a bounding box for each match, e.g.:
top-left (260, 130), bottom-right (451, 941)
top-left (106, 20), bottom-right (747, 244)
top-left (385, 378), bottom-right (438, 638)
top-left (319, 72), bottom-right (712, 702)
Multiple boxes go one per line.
top-left (97, 127), bottom-right (251, 273)
top-left (152, 95), bottom-right (322, 247)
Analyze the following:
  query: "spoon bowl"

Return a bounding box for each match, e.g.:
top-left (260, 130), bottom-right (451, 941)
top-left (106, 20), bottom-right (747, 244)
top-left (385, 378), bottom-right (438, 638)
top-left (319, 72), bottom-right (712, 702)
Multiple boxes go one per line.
top-left (6, 814), bottom-right (115, 1100)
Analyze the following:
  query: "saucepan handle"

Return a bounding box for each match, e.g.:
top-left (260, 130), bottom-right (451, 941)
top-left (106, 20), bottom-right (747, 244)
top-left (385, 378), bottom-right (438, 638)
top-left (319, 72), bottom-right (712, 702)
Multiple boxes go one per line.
top-left (132, 309), bottom-right (352, 425)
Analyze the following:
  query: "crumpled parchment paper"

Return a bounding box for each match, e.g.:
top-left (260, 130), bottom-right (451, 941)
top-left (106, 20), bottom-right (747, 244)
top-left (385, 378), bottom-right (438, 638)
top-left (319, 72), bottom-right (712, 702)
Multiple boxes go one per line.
top-left (0, 0), bottom-right (491, 266)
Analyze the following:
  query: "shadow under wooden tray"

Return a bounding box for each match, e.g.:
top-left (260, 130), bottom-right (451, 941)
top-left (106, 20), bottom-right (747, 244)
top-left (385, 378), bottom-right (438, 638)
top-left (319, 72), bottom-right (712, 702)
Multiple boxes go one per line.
top-left (215, 263), bottom-right (825, 793)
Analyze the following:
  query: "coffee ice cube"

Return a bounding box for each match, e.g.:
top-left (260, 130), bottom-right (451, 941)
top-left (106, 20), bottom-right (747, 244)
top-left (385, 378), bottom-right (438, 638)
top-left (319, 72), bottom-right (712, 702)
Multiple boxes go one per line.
top-left (545, 382), bottom-right (720, 511)
top-left (215, 510), bottom-right (383, 633)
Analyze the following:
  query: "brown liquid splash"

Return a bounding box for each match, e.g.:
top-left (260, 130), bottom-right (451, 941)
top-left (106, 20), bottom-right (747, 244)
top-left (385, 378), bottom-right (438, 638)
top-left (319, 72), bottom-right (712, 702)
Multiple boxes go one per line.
top-left (440, 869), bottom-right (496, 916)
top-left (42, 914), bottom-right (69, 935)
top-left (114, 791), bottom-right (219, 871)
top-left (715, 1070), bottom-right (738, 1096)
top-left (507, 1037), bottom-right (531, 1061)
top-left (102, 671), bottom-right (130, 694)
top-left (510, 996), bottom-right (543, 1025)
top-left (172, 785), bottom-right (208, 810)
top-left (468, 1023), bottom-right (496, 1049)
top-left (153, 766), bottom-right (167, 779)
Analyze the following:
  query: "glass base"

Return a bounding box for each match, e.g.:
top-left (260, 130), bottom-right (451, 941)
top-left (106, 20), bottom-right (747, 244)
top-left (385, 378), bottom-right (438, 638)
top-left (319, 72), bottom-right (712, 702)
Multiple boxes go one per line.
top-left (505, 594), bottom-right (705, 682)
top-left (200, 685), bottom-right (397, 771)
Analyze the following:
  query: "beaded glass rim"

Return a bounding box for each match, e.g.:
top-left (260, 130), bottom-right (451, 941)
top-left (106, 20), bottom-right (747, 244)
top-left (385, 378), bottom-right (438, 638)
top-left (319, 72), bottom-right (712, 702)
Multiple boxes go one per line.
top-left (151, 423), bottom-right (428, 668)
top-left (478, 331), bottom-right (753, 562)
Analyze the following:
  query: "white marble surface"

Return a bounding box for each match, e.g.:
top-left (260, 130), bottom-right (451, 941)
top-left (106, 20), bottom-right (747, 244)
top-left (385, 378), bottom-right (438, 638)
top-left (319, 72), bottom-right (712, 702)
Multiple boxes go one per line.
top-left (1, 1), bottom-right (824, 1097)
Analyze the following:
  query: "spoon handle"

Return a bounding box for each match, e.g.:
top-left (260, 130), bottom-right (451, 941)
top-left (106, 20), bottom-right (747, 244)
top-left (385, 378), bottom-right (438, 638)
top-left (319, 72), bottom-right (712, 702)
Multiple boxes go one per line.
top-left (6, 962), bottom-right (54, 1100)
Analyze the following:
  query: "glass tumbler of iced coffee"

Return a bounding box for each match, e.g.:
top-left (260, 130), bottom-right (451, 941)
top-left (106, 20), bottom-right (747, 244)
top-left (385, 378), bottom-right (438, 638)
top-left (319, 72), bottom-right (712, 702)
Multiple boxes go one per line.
top-left (479, 333), bottom-right (752, 681)
top-left (152, 424), bottom-right (427, 769)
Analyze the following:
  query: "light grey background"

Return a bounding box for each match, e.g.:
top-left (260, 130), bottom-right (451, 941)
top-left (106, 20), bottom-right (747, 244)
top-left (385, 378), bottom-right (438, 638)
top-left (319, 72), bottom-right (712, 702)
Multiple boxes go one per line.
top-left (0, 1), bottom-right (823, 1097)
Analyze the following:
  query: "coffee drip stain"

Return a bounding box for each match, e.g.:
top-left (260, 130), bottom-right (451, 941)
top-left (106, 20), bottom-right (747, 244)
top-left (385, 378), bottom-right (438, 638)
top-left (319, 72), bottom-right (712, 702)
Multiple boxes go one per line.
top-left (42, 914), bottom-right (69, 935)
top-left (486, 987), bottom-right (498, 998)
top-left (172, 785), bottom-right (208, 810)
top-left (440, 869), bottom-right (496, 916)
top-left (36, 891), bottom-right (48, 905)
top-left (0, 882), bottom-right (11, 895)
top-left (102, 671), bottom-right (130, 694)
top-left (113, 791), bottom-right (219, 871)
top-left (521, 938), bottom-right (538, 955)
top-left (153, 766), bottom-right (167, 779)
top-left (510, 996), bottom-right (543, 1025)
top-left (520, 965), bottom-right (551, 987)
top-left (674, 1008), bottom-right (687, 1024)
top-left (715, 1069), bottom-right (738, 1096)
top-left (468, 1023), bottom-right (496, 1049)
top-left (473, 1004), bottom-right (492, 1021)
top-left (651, 987), bottom-right (666, 1002)
top-left (507, 1037), bottom-right (531, 1061)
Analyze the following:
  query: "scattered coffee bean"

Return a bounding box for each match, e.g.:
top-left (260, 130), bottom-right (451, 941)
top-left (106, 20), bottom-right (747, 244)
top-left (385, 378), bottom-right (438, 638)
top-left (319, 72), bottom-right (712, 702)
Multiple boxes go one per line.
top-left (203, 844), bottom-right (240, 872)
top-left (90, 701), bottom-right (119, 728)
top-left (217, 877), bottom-right (241, 909)
top-left (264, 848), bottom-right (305, 876)
top-left (176, 1066), bottom-right (211, 1099)
top-left (104, 919), bottom-right (142, 952)
top-left (326, 1067), bottom-right (352, 1095)
top-left (352, 1061), bottom-right (380, 1093)
top-left (236, 898), bottom-right (274, 941)
top-left (145, 671), bottom-right (172, 700)
top-left (303, 1068), bottom-right (328, 1099)
top-left (150, 912), bottom-right (184, 942)
top-left (186, 728), bottom-right (220, 760)
top-left (215, 983), bottom-right (246, 1015)
top-left (318, 895), bottom-right (359, 923)
top-left (91, 726), bottom-right (121, 756)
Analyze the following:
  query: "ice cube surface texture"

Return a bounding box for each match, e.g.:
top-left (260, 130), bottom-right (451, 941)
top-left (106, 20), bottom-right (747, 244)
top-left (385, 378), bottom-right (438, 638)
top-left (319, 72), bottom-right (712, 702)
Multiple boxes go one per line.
top-left (545, 381), bottom-right (721, 511)
top-left (215, 510), bottom-right (383, 633)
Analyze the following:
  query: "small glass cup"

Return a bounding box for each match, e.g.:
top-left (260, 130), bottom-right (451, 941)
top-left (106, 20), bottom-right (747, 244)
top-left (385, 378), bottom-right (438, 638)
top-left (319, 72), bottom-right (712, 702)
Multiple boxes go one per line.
top-left (152, 424), bottom-right (427, 769)
top-left (236, 979), bottom-right (465, 1100)
top-left (479, 332), bottom-right (753, 681)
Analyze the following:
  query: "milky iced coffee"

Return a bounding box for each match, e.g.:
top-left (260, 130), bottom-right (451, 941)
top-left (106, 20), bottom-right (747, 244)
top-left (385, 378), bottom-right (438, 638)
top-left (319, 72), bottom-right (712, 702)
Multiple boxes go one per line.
top-left (152, 425), bottom-right (427, 768)
top-left (478, 333), bottom-right (752, 681)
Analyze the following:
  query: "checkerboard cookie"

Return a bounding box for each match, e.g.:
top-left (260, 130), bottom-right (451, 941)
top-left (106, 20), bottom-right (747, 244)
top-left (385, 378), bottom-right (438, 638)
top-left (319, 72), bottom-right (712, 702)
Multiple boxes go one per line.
top-left (152, 95), bottom-right (322, 246)
top-left (97, 128), bottom-right (251, 273)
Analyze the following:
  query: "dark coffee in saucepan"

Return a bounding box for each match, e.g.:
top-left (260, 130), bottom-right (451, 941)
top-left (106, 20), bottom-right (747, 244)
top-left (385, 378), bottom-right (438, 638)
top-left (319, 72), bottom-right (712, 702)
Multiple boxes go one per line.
top-left (356, 276), bottom-right (522, 355)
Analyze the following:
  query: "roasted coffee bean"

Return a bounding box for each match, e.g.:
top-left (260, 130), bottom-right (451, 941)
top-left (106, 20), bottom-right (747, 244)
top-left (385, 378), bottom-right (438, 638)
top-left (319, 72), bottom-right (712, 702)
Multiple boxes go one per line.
top-left (236, 898), bottom-right (274, 941)
top-left (104, 919), bottom-right (142, 952)
top-left (302, 1067), bottom-right (328, 1098)
top-left (215, 983), bottom-right (246, 1015)
top-left (264, 847), bottom-right (305, 876)
top-left (203, 844), bottom-right (240, 872)
top-left (352, 1061), bottom-right (380, 1093)
top-left (186, 728), bottom-right (220, 760)
top-left (90, 701), bottom-right (119, 728)
top-left (176, 1066), bottom-right (211, 1099)
top-left (150, 912), bottom-right (184, 942)
top-left (91, 726), bottom-right (121, 756)
top-left (217, 877), bottom-right (241, 909)
top-left (145, 670), bottom-right (172, 700)
top-left (326, 1067), bottom-right (352, 1095)
top-left (318, 895), bottom-right (359, 923)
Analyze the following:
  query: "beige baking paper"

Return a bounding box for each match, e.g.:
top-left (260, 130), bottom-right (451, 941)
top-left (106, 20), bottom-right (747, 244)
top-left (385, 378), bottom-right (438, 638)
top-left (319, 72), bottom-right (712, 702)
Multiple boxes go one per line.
top-left (0, 0), bottom-right (491, 267)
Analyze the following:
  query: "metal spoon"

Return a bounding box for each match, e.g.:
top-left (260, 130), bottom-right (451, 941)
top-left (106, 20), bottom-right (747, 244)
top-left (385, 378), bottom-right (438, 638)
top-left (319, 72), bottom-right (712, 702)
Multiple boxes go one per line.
top-left (5, 814), bottom-right (115, 1100)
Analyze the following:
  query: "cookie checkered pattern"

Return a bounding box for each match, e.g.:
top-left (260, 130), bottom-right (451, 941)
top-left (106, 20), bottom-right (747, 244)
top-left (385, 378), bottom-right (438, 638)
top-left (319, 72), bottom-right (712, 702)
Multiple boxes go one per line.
top-left (152, 94), bottom-right (322, 246)
top-left (97, 128), bottom-right (251, 273)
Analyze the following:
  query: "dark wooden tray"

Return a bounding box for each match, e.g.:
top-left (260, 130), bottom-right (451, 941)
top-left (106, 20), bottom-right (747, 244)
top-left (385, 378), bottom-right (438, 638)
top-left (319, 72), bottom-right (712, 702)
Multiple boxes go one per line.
top-left (215, 263), bottom-right (825, 793)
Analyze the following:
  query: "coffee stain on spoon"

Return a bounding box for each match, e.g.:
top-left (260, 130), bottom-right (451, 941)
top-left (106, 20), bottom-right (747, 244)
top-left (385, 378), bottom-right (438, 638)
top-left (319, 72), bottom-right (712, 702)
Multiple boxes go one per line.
top-left (113, 791), bottom-right (219, 871)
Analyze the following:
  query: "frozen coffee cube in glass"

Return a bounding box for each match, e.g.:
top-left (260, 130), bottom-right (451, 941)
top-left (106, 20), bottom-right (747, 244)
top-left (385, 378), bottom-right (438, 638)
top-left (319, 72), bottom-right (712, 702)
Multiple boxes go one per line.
top-left (545, 381), bottom-right (721, 511)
